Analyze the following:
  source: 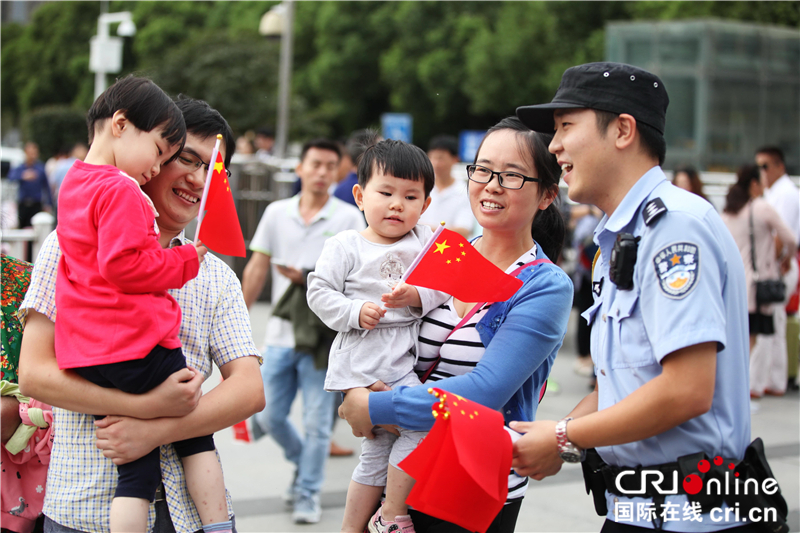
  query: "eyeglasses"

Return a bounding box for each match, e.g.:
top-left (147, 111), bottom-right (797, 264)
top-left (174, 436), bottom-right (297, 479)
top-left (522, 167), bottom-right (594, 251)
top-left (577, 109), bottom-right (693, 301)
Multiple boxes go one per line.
top-left (466, 164), bottom-right (540, 190)
top-left (174, 151), bottom-right (231, 179)
top-left (758, 164), bottom-right (769, 171)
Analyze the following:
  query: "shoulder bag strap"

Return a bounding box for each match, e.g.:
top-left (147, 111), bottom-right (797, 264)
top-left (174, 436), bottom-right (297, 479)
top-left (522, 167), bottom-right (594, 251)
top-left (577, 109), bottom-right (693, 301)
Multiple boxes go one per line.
top-left (420, 258), bottom-right (552, 383)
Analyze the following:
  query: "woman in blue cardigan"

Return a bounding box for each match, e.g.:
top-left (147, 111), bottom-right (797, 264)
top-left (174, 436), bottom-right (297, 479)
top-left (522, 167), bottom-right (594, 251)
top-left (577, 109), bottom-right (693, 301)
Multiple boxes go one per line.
top-left (340, 116), bottom-right (574, 533)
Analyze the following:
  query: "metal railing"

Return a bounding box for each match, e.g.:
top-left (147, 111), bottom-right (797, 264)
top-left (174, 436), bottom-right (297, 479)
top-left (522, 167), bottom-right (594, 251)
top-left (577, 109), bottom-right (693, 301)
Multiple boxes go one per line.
top-left (1, 211), bottom-right (55, 263)
top-left (223, 155), bottom-right (298, 298)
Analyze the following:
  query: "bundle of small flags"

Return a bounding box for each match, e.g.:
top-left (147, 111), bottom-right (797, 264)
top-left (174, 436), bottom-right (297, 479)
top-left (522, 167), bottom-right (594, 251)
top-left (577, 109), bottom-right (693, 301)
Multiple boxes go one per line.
top-left (399, 388), bottom-right (512, 533)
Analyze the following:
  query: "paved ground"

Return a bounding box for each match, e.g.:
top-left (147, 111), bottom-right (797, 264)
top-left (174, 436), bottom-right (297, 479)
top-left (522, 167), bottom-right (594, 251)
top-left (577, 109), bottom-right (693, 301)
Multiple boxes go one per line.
top-left (206, 303), bottom-right (800, 533)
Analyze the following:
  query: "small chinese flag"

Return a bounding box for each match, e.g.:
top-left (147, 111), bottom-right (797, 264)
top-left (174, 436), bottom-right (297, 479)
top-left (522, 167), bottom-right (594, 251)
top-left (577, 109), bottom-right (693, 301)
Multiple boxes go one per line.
top-left (222, 375), bottom-right (251, 443)
top-left (404, 228), bottom-right (521, 303)
top-left (197, 152), bottom-right (246, 257)
top-left (232, 420), bottom-right (251, 443)
top-left (400, 388), bottom-right (511, 533)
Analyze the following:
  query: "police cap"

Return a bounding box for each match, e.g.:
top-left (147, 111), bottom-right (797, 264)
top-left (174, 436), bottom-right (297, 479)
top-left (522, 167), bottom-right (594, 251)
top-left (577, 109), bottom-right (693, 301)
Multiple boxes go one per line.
top-left (516, 62), bottom-right (669, 135)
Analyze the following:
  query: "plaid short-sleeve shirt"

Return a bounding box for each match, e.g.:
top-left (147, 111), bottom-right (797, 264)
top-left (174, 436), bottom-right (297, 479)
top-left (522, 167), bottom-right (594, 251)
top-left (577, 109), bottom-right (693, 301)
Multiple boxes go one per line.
top-left (19, 230), bottom-right (261, 533)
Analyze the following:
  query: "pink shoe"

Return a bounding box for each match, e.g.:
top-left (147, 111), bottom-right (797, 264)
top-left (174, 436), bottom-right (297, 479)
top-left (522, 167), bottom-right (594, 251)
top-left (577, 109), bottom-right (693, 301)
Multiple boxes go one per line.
top-left (367, 506), bottom-right (416, 533)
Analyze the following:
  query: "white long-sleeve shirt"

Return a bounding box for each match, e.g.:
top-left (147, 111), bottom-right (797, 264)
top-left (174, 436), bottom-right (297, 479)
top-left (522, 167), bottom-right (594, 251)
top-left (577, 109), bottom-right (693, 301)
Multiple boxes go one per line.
top-left (307, 226), bottom-right (448, 390)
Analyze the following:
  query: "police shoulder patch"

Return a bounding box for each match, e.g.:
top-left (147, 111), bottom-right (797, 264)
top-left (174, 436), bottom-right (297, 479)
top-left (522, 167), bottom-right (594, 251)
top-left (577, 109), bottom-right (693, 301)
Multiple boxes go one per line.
top-left (652, 242), bottom-right (699, 299)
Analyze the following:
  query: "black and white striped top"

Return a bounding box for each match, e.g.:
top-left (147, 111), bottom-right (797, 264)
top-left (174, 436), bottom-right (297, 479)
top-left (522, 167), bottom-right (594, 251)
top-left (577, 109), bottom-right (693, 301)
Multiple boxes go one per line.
top-left (415, 245), bottom-right (538, 504)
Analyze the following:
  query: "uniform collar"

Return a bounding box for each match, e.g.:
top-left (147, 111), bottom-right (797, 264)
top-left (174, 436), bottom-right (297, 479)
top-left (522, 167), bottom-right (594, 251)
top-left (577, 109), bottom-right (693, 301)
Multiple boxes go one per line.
top-left (597, 166), bottom-right (666, 236)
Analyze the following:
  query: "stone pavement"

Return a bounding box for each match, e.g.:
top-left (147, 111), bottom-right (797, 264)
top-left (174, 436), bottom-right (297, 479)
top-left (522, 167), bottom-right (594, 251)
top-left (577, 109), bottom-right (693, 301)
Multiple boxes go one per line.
top-left (206, 303), bottom-right (800, 532)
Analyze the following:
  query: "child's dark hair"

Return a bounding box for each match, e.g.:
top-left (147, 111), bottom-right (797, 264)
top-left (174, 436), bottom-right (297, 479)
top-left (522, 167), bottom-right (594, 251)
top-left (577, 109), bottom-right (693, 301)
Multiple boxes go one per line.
top-left (357, 133), bottom-right (435, 198)
top-left (475, 117), bottom-right (565, 261)
top-left (87, 75), bottom-right (186, 159)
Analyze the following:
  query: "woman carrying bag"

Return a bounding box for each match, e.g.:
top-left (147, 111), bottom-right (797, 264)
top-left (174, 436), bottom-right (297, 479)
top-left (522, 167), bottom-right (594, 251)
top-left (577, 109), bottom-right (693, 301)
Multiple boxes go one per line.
top-left (721, 164), bottom-right (796, 396)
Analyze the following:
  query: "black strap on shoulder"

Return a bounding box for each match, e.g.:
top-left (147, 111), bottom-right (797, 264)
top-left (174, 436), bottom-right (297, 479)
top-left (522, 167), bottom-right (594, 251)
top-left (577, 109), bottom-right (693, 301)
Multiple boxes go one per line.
top-left (643, 197), bottom-right (667, 227)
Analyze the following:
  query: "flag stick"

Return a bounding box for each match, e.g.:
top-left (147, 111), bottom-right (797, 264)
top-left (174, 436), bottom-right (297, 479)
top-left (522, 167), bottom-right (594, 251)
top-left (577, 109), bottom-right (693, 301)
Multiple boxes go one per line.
top-left (360, 222), bottom-right (447, 338)
top-left (193, 134), bottom-right (223, 242)
top-left (400, 221), bottom-right (446, 283)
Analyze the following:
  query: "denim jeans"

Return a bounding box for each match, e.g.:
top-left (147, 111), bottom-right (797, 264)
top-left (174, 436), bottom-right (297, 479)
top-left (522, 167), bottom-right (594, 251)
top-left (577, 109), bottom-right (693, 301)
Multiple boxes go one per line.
top-left (253, 346), bottom-right (334, 495)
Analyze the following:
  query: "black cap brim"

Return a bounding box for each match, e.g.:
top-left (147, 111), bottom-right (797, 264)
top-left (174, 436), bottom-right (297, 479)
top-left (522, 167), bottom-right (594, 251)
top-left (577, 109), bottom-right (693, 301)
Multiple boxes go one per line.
top-left (516, 102), bottom-right (584, 134)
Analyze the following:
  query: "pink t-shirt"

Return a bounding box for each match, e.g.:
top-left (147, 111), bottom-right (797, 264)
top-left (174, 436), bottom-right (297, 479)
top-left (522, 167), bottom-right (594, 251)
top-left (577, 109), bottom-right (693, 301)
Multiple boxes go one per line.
top-left (55, 160), bottom-right (199, 369)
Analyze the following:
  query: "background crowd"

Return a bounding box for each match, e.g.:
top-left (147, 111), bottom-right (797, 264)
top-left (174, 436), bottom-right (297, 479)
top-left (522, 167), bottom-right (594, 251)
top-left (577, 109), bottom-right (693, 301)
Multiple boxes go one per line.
top-left (2, 2), bottom-right (800, 533)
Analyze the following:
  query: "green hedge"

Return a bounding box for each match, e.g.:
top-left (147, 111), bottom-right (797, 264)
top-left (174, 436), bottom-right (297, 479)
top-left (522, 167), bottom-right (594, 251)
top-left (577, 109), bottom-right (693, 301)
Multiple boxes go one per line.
top-left (26, 105), bottom-right (87, 160)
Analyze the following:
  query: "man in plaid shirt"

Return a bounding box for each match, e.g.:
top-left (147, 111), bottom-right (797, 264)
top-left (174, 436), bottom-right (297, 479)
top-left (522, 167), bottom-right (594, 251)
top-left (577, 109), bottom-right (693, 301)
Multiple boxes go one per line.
top-left (18, 97), bottom-right (265, 533)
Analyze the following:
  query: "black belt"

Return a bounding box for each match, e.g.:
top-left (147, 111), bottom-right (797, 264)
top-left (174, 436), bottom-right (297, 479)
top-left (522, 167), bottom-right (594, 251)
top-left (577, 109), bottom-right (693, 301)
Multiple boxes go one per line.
top-left (594, 451), bottom-right (732, 499)
top-left (581, 439), bottom-right (789, 533)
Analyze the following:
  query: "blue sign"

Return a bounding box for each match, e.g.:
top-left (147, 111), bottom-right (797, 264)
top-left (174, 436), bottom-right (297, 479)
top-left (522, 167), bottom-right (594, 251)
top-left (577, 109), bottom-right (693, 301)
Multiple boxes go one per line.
top-left (459, 130), bottom-right (487, 163)
top-left (381, 113), bottom-right (413, 143)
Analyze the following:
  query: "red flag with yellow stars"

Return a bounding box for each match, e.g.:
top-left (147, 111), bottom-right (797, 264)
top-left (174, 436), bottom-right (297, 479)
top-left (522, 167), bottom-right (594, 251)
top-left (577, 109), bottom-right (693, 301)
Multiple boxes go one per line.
top-left (197, 152), bottom-right (246, 257)
top-left (399, 388), bottom-right (511, 533)
top-left (404, 228), bottom-right (522, 302)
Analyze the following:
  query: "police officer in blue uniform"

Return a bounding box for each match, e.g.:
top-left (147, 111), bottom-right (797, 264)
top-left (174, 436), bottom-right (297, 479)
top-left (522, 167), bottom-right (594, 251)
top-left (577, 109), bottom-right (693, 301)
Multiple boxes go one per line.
top-left (507, 63), bottom-right (771, 533)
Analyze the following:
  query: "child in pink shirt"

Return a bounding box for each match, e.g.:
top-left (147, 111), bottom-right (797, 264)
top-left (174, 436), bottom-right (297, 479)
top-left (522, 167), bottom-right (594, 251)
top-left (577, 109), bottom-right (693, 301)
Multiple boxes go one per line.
top-left (55, 76), bottom-right (230, 533)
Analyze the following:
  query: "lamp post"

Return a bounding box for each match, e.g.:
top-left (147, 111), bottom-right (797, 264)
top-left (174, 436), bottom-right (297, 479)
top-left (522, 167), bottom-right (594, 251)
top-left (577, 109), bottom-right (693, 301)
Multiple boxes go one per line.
top-left (259, 1), bottom-right (294, 159)
top-left (90, 11), bottom-right (137, 99)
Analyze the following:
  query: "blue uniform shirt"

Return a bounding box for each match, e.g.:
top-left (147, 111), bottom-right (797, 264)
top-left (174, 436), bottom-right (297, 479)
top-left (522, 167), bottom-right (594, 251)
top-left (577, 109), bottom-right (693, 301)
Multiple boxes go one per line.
top-left (583, 167), bottom-right (751, 531)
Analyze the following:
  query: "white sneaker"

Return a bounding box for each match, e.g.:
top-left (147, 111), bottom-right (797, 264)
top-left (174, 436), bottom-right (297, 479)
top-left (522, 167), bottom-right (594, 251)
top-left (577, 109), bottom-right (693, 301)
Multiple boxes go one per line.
top-left (292, 491), bottom-right (321, 524)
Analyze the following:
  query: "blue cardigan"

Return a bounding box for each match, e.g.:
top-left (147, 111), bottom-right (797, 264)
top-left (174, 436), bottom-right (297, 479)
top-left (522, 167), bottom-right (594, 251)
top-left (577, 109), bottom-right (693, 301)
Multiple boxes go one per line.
top-left (369, 243), bottom-right (574, 431)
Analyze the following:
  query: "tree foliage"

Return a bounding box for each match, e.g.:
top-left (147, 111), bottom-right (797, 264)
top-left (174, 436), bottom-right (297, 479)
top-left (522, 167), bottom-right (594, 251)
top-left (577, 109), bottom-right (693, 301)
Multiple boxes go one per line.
top-left (1, 2), bottom-right (99, 121)
top-left (2, 1), bottom-right (798, 149)
top-left (146, 33), bottom-right (281, 135)
top-left (27, 106), bottom-right (87, 160)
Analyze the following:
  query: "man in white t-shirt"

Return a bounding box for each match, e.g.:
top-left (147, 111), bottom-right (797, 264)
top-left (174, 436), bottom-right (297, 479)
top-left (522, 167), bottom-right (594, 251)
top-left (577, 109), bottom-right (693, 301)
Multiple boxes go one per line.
top-left (757, 146), bottom-right (800, 245)
top-left (241, 138), bottom-right (364, 524)
top-left (419, 135), bottom-right (475, 237)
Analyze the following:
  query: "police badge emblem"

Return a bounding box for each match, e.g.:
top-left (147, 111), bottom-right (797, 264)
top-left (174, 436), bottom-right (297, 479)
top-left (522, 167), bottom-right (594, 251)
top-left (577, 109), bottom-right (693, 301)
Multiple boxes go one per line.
top-left (652, 242), bottom-right (699, 299)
